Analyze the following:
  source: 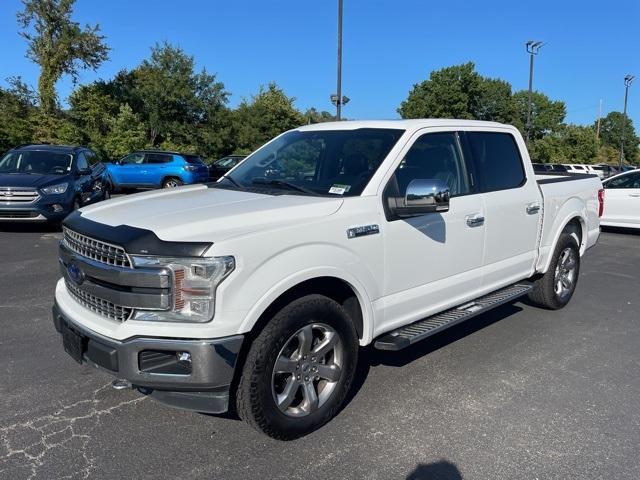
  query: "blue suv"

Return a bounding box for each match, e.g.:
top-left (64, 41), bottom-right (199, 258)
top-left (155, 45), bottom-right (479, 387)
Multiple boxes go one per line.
top-left (105, 151), bottom-right (209, 191)
top-left (0, 144), bottom-right (110, 223)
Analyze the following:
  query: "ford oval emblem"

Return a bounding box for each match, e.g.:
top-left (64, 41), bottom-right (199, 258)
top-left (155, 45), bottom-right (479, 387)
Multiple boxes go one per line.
top-left (67, 263), bottom-right (84, 285)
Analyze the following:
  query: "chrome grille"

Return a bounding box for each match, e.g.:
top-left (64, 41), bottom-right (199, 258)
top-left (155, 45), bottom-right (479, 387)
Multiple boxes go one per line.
top-left (63, 227), bottom-right (132, 268)
top-left (0, 187), bottom-right (38, 203)
top-left (65, 280), bottom-right (133, 322)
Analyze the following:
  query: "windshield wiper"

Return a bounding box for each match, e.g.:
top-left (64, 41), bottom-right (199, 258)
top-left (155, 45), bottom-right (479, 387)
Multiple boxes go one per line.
top-left (251, 178), bottom-right (318, 195)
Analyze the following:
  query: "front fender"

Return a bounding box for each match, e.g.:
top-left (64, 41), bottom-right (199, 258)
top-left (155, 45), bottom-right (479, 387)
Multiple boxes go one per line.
top-left (223, 243), bottom-right (380, 345)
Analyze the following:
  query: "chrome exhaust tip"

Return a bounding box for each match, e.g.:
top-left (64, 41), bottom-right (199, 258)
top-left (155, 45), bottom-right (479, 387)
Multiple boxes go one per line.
top-left (111, 379), bottom-right (132, 390)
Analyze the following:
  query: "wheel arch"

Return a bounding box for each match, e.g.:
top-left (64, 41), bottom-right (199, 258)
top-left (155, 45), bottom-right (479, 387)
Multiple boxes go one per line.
top-left (240, 274), bottom-right (373, 346)
top-left (538, 210), bottom-right (587, 274)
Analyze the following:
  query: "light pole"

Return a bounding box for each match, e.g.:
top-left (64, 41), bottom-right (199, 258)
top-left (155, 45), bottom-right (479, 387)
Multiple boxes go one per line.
top-left (619, 74), bottom-right (635, 168)
top-left (525, 40), bottom-right (544, 143)
top-left (331, 0), bottom-right (349, 120)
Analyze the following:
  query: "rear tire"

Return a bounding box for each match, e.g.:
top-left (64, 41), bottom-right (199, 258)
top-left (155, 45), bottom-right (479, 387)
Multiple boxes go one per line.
top-left (162, 177), bottom-right (183, 188)
top-left (236, 295), bottom-right (358, 440)
top-left (528, 232), bottom-right (581, 310)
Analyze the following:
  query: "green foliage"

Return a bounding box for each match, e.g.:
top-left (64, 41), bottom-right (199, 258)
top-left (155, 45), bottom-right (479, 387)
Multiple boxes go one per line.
top-left (232, 82), bottom-right (304, 154)
top-left (596, 112), bottom-right (639, 163)
top-left (102, 104), bottom-right (147, 160)
top-left (529, 125), bottom-right (598, 164)
top-left (397, 62), bottom-right (515, 123)
top-left (0, 80), bottom-right (36, 152)
top-left (17, 0), bottom-right (109, 113)
top-left (512, 91), bottom-right (566, 140)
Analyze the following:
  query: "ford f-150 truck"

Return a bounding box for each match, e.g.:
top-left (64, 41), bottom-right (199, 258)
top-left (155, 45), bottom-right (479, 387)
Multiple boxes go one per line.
top-left (52, 120), bottom-right (603, 439)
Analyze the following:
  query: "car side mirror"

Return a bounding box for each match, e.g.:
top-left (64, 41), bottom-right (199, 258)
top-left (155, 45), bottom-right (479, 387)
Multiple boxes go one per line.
top-left (393, 179), bottom-right (450, 217)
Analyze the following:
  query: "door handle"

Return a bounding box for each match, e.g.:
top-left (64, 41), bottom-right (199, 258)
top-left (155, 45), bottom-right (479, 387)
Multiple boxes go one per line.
top-left (466, 214), bottom-right (485, 227)
top-left (526, 203), bottom-right (541, 214)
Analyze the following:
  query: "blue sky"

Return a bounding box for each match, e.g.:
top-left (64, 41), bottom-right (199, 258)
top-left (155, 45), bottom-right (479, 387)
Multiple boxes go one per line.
top-left (1, 0), bottom-right (639, 128)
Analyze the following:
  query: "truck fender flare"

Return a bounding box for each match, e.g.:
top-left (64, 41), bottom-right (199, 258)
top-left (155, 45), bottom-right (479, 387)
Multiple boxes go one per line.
top-left (239, 267), bottom-right (376, 346)
top-left (537, 199), bottom-right (587, 273)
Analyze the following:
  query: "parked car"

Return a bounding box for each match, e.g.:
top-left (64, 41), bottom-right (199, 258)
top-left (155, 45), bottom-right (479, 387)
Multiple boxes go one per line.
top-left (600, 169), bottom-right (640, 229)
top-left (586, 164), bottom-right (618, 180)
top-left (52, 120), bottom-right (603, 439)
top-left (0, 144), bottom-right (110, 223)
top-left (532, 163), bottom-right (569, 174)
top-left (105, 151), bottom-right (209, 191)
top-left (208, 155), bottom-right (246, 181)
top-left (563, 164), bottom-right (589, 174)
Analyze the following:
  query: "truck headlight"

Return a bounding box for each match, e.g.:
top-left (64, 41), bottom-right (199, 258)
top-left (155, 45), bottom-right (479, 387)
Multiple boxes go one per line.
top-left (130, 255), bottom-right (235, 323)
top-left (41, 183), bottom-right (69, 195)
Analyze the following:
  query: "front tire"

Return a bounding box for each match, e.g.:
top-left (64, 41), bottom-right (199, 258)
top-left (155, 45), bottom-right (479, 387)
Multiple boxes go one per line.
top-left (236, 295), bottom-right (358, 440)
top-left (528, 232), bottom-right (581, 309)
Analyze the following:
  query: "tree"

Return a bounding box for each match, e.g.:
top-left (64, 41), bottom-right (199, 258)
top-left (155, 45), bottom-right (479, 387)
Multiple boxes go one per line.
top-left (133, 42), bottom-right (228, 147)
top-left (102, 104), bottom-right (147, 160)
top-left (232, 82), bottom-right (304, 153)
top-left (512, 91), bottom-right (566, 140)
top-left (0, 78), bottom-right (36, 151)
top-left (17, 0), bottom-right (109, 113)
top-left (596, 111), bottom-right (639, 163)
top-left (397, 62), bottom-right (514, 122)
top-left (529, 125), bottom-right (598, 164)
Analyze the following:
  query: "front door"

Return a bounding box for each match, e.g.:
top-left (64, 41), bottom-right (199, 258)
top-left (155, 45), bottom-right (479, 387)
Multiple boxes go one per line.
top-left (381, 130), bottom-right (485, 334)
top-left (603, 171), bottom-right (640, 227)
top-left (116, 152), bottom-right (146, 185)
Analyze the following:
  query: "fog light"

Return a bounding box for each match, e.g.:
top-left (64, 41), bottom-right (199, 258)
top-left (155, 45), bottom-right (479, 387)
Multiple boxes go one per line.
top-left (176, 352), bottom-right (192, 366)
top-left (52, 204), bottom-right (64, 212)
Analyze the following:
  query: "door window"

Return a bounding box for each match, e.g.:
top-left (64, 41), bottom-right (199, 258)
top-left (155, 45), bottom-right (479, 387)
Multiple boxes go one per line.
top-left (467, 132), bottom-right (525, 192)
top-left (605, 172), bottom-right (640, 189)
top-left (146, 153), bottom-right (173, 164)
top-left (85, 151), bottom-right (99, 168)
top-left (391, 132), bottom-right (471, 198)
top-left (121, 153), bottom-right (145, 164)
top-left (76, 152), bottom-right (89, 172)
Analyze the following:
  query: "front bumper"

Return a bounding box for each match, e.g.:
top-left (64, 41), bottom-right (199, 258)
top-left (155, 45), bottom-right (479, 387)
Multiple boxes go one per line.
top-left (0, 197), bottom-right (72, 222)
top-left (52, 302), bottom-right (244, 413)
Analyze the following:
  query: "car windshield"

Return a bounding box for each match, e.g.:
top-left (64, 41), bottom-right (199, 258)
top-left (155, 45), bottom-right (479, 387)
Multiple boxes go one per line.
top-left (0, 151), bottom-right (73, 175)
top-left (224, 128), bottom-right (405, 196)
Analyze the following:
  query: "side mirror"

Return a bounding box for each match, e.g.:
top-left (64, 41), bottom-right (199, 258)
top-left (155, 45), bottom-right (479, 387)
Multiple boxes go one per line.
top-left (394, 179), bottom-right (450, 217)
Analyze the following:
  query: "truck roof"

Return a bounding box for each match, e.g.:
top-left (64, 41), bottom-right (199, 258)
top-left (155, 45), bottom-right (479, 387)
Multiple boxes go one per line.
top-left (296, 119), bottom-right (508, 132)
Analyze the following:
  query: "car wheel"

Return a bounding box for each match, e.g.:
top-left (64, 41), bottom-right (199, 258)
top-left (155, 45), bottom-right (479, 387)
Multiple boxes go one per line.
top-left (72, 198), bottom-right (82, 211)
top-left (162, 178), bottom-right (183, 188)
top-left (528, 232), bottom-right (581, 310)
top-left (236, 294), bottom-right (358, 440)
top-left (103, 184), bottom-right (112, 200)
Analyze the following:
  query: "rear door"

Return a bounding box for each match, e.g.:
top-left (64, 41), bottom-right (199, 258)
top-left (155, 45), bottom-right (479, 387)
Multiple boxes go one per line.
top-left (464, 129), bottom-right (542, 290)
top-left (603, 171), bottom-right (640, 227)
top-left (145, 153), bottom-right (174, 187)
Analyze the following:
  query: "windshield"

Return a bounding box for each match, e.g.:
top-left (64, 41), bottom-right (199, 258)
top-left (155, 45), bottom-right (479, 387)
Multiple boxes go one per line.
top-left (224, 128), bottom-right (405, 196)
top-left (0, 151), bottom-right (73, 175)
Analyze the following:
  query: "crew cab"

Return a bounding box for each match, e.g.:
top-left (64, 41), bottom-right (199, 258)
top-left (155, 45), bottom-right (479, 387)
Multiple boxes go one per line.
top-left (0, 144), bottom-right (110, 222)
top-left (105, 150), bottom-right (209, 191)
top-left (51, 120), bottom-right (603, 439)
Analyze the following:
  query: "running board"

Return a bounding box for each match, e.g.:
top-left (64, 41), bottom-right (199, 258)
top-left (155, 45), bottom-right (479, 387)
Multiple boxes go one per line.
top-left (374, 283), bottom-right (533, 351)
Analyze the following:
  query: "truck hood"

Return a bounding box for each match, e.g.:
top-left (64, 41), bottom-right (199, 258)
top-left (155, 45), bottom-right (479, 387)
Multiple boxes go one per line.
top-left (78, 184), bottom-right (344, 243)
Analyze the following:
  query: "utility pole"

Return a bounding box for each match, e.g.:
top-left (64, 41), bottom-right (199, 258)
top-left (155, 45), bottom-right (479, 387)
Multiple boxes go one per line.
top-left (330, 0), bottom-right (349, 120)
top-left (619, 74), bottom-right (635, 168)
top-left (525, 41), bottom-right (544, 143)
top-left (596, 99), bottom-right (602, 140)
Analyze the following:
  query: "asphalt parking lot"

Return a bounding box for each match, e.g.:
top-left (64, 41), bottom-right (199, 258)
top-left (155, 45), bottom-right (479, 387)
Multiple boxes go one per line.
top-left (1, 225), bottom-right (639, 480)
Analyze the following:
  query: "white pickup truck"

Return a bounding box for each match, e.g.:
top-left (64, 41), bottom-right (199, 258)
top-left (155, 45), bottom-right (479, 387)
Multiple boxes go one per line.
top-left (52, 120), bottom-right (603, 439)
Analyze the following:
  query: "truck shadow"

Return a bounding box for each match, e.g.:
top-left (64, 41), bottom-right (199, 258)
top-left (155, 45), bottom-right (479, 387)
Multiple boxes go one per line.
top-left (600, 226), bottom-right (640, 236)
top-left (343, 302), bottom-right (524, 408)
top-left (406, 460), bottom-right (463, 480)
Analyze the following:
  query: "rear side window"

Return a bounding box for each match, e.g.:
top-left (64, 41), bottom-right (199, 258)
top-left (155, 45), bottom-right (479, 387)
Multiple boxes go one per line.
top-left (606, 172), bottom-right (640, 189)
top-left (146, 153), bottom-right (173, 164)
top-left (184, 155), bottom-right (204, 165)
top-left (467, 132), bottom-right (525, 192)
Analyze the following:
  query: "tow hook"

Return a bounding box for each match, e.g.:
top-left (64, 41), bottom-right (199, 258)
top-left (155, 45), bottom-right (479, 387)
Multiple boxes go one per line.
top-left (111, 379), bottom-right (132, 390)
